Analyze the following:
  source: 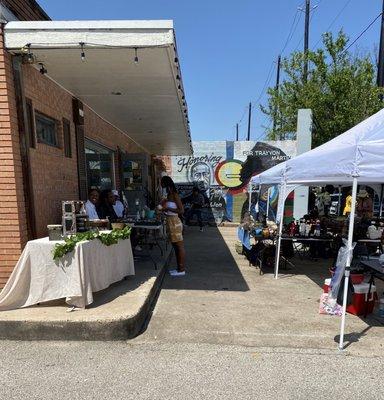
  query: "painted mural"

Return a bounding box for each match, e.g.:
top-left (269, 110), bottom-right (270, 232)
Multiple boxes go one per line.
top-left (166, 140), bottom-right (297, 224)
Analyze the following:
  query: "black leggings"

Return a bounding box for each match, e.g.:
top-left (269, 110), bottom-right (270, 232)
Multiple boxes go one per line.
top-left (172, 242), bottom-right (179, 258)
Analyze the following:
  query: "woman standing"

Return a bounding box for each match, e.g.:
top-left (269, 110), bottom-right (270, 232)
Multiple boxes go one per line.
top-left (160, 176), bottom-right (186, 276)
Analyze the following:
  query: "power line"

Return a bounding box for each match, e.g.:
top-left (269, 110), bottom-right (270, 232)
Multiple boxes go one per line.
top-left (252, 61), bottom-right (276, 109)
top-left (280, 9), bottom-right (302, 55)
top-left (235, 60), bottom-right (275, 130)
top-left (343, 12), bottom-right (383, 54)
top-left (293, 7), bottom-right (317, 52)
top-left (234, 2), bottom-right (304, 129)
top-left (254, 117), bottom-right (272, 143)
top-left (314, 0), bottom-right (352, 47)
top-left (237, 105), bottom-right (249, 126)
top-left (233, 1), bottom-right (307, 136)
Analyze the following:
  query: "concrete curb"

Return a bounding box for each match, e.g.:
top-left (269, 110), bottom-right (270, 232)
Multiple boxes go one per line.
top-left (0, 253), bottom-right (170, 341)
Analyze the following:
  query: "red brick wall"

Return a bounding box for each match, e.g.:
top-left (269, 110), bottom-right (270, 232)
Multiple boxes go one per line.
top-left (0, 30), bottom-right (29, 286)
top-left (0, 61), bottom-right (148, 284)
top-left (23, 66), bottom-right (146, 238)
top-left (23, 65), bottom-right (79, 238)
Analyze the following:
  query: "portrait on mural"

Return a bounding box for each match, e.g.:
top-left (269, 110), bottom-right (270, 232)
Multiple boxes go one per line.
top-left (173, 153), bottom-right (229, 225)
top-left (189, 161), bottom-right (213, 193)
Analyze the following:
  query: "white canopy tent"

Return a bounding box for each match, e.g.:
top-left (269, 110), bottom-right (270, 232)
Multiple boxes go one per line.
top-left (250, 107), bottom-right (384, 350)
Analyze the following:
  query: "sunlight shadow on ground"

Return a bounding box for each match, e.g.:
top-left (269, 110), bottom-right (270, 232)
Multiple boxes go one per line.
top-left (162, 226), bottom-right (249, 292)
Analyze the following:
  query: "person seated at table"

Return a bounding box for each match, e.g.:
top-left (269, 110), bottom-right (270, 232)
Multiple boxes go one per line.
top-left (85, 188), bottom-right (100, 220)
top-left (357, 189), bottom-right (373, 219)
top-left (112, 190), bottom-right (125, 218)
top-left (97, 189), bottom-right (119, 222)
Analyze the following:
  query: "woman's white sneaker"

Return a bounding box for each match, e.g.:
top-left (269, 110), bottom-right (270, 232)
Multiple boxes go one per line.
top-left (170, 270), bottom-right (186, 276)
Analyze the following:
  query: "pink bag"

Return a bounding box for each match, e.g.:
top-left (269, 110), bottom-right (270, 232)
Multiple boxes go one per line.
top-left (319, 293), bottom-right (343, 316)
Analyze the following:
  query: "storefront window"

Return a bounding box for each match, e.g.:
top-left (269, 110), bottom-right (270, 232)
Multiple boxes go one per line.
top-left (122, 160), bottom-right (144, 191)
top-left (85, 140), bottom-right (115, 191)
top-left (35, 111), bottom-right (58, 147)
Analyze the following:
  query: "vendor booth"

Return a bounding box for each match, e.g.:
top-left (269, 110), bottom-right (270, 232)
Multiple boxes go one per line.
top-left (0, 20), bottom-right (192, 310)
top-left (249, 107), bottom-right (384, 350)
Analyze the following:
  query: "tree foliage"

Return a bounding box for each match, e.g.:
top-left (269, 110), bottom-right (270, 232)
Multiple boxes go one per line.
top-left (261, 31), bottom-right (384, 147)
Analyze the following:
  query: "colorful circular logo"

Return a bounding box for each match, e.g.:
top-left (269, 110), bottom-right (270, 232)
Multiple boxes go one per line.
top-left (215, 160), bottom-right (243, 189)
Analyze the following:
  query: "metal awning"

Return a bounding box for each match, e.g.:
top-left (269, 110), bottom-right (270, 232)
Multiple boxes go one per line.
top-left (5, 20), bottom-right (192, 155)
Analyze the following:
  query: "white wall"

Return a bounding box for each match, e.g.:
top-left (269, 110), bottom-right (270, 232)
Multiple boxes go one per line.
top-left (293, 109), bottom-right (312, 220)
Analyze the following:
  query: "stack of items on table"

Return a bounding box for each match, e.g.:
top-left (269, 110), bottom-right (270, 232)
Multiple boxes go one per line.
top-left (320, 240), bottom-right (384, 317)
top-left (236, 212), bottom-right (278, 273)
top-left (47, 200), bottom-right (106, 241)
top-left (282, 215), bottom-right (341, 260)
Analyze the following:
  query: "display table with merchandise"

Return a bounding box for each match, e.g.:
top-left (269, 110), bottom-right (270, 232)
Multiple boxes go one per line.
top-left (281, 235), bottom-right (334, 260)
top-left (0, 234), bottom-right (134, 311)
top-left (357, 239), bottom-right (383, 256)
top-left (360, 259), bottom-right (384, 317)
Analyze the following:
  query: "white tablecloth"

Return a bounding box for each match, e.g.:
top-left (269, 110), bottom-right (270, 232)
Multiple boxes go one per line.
top-left (0, 236), bottom-right (134, 310)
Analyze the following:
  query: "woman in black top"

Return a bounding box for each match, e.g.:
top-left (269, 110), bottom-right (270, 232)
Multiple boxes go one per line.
top-left (97, 190), bottom-right (119, 222)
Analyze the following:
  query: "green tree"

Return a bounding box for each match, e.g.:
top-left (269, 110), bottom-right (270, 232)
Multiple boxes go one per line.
top-left (262, 31), bottom-right (384, 147)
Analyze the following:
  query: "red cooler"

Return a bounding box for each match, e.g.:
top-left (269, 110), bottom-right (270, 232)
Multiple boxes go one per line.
top-left (347, 283), bottom-right (377, 316)
top-left (323, 278), bottom-right (331, 293)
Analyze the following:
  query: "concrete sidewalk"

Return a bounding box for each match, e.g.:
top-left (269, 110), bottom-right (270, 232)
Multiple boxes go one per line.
top-left (0, 246), bottom-right (171, 340)
top-left (135, 226), bottom-right (384, 356)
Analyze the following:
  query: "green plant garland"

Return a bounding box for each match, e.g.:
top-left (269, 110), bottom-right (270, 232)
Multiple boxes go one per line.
top-left (52, 227), bottom-right (132, 260)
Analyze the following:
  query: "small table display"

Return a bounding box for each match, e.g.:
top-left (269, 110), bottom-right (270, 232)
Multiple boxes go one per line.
top-left (0, 232), bottom-right (134, 311)
top-left (126, 220), bottom-right (167, 269)
top-left (281, 235), bottom-right (335, 260)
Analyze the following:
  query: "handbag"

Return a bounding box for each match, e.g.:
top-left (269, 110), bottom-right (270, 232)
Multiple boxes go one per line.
top-left (336, 275), bottom-right (354, 306)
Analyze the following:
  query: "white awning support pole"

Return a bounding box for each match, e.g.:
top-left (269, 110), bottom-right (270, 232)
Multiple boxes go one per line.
top-left (248, 184), bottom-right (252, 212)
top-left (338, 185), bottom-right (342, 216)
top-left (266, 187), bottom-right (270, 220)
top-left (380, 184), bottom-right (384, 218)
top-left (274, 183), bottom-right (287, 279)
top-left (338, 177), bottom-right (358, 351)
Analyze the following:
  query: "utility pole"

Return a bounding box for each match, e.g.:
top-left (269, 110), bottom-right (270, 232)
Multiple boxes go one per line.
top-left (236, 123), bottom-right (239, 141)
top-left (377, 0), bottom-right (384, 96)
top-left (303, 0), bottom-right (310, 82)
top-left (273, 55), bottom-right (281, 137)
top-left (247, 102), bottom-right (252, 141)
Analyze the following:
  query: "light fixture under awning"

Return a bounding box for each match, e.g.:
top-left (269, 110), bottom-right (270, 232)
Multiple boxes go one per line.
top-left (5, 20), bottom-right (192, 156)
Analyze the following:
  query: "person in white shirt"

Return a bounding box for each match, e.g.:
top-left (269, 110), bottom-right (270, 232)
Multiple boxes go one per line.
top-left (85, 189), bottom-right (100, 220)
top-left (112, 190), bottom-right (125, 218)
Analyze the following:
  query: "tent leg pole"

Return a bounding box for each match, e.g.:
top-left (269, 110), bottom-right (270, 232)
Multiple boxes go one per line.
top-left (266, 187), bottom-right (270, 220)
top-left (274, 185), bottom-right (286, 279)
top-left (248, 185), bottom-right (252, 213)
top-left (380, 184), bottom-right (383, 218)
top-left (274, 224), bottom-right (283, 279)
top-left (338, 177), bottom-right (358, 351)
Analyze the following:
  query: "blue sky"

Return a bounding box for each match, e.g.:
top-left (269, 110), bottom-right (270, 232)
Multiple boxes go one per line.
top-left (38, 0), bottom-right (383, 142)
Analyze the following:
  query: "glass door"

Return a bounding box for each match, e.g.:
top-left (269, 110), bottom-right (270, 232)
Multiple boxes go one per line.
top-left (121, 153), bottom-right (149, 213)
top-left (85, 140), bottom-right (115, 191)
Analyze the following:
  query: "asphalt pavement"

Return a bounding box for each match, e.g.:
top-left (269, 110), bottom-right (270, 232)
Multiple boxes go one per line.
top-left (0, 340), bottom-right (383, 400)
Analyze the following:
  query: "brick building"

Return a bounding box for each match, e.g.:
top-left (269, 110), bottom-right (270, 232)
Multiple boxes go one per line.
top-left (0, 1), bottom-right (191, 286)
